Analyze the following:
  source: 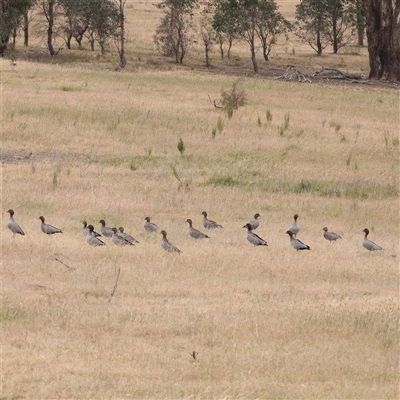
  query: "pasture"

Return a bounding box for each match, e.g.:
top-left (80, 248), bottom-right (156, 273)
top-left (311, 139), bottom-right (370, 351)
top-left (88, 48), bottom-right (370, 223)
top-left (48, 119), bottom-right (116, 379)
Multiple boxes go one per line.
top-left (2, 0), bottom-right (399, 398)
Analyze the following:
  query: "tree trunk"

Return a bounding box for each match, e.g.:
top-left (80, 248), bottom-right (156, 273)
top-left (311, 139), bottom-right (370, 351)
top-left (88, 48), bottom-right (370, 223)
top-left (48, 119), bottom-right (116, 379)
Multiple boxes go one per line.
top-left (118, 0), bottom-right (126, 68)
top-left (317, 31), bottom-right (322, 56)
top-left (227, 38), bottom-right (232, 59)
top-left (364, 0), bottom-right (400, 80)
top-left (332, 18), bottom-right (338, 54)
top-left (390, 1), bottom-right (400, 81)
top-left (12, 28), bottom-right (17, 46)
top-left (250, 40), bottom-right (258, 72)
top-left (356, 0), bottom-right (364, 46)
top-left (23, 13), bottom-right (29, 46)
top-left (47, 0), bottom-right (55, 55)
top-left (357, 25), bottom-right (364, 46)
top-left (217, 33), bottom-right (224, 59)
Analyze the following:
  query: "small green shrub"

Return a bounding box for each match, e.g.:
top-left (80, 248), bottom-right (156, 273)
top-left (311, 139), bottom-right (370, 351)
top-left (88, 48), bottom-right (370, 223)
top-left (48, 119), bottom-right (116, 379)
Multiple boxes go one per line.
top-left (177, 138), bottom-right (185, 155)
top-left (284, 113), bottom-right (290, 130)
top-left (221, 79), bottom-right (247, 112)
top-left (266, 109), bottom-right (272, 124)
top-left (217, 117), bottom-right (224, 133)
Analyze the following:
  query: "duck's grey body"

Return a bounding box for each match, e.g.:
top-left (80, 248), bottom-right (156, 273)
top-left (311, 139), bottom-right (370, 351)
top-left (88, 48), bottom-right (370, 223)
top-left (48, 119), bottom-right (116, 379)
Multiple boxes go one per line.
top-left (161, 230), bottom-right (181, 253)
top-left (244, 223), bottom-right (268, 246)
top-left (6, 210), bottom-right (25, 236)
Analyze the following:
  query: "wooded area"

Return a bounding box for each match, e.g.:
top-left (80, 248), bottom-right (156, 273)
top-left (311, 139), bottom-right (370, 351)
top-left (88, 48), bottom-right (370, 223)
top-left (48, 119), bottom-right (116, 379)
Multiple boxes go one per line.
top-left (1, 0), bottom-right (399, 80)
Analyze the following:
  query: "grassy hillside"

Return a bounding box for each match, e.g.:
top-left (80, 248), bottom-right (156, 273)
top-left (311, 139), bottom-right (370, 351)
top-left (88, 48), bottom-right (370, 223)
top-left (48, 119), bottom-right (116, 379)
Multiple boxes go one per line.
top-left (2, 1), bottom-right (399, 399)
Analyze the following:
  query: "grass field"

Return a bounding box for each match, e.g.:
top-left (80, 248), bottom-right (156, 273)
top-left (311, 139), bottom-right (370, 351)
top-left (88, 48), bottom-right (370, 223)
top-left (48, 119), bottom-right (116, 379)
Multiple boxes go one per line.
top-left (2, 0), bottom-right (399, 399)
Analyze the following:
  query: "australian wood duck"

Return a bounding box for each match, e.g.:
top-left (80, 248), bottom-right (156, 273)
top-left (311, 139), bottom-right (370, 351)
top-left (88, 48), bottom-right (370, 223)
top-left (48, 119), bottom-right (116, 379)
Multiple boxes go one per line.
top-left (6, 209), bottom-right (25, 236)
top-left (243, 213), bottom-right (260, 230)
top-left (286, 230), bottom-right (310, 250)
top-left (322, 227), bottom-right (341, 242)
top-left (161, 230), bottom-right (181, 253)
top-left (362, 228), bottom-right (382, 251)
top-left (201, 211), bottom-right (223, 229)
top-left (39, 216), bottom-right (62, 234)
top-left (144, 217), bottom-right (158, 232)
top-left (86, 225), bottom-right (106, 246)
top-left (83, 221), bottom-right (101, 237)
top-left (111, 227), bottom-right (134, 246)
top-left (118, 227), bottom-right (139, 244)
top-left (244, 223), bottom-right (267, 246)
top-left (99, 219), bottom-right (113, 237)
top-left (287, 214), bottom-right (300, 237)
top-left (186, 219), bottom-right (210, 239)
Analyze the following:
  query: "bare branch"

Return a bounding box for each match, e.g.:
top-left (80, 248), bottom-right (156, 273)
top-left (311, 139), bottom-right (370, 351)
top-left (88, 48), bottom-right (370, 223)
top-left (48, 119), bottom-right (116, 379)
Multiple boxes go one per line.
top-left (109, 267), bottom-right (121, 302)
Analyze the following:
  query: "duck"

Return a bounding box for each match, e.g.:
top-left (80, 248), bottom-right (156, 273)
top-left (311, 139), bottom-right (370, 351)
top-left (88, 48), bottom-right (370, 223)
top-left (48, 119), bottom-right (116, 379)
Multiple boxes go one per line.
top-left (86, 225), bottom-right (106, 246)
top-left (287, 214), bottom-right (300, 237)
top-left (201, 211), bottom-right (223, 229)
top-left (244, 223), bottom-right (267, 246)
top-left (362, 228), bottom-right (382, 251)
top-left (6, 209), bottom-right (25, 236)
top-left (243, 213), bottom-right (260, 230)
top-left (82, 221), bottom-right (101, 237)
top-left (111, 227), bottom-right (134, 246)
top-left (161, 230), bottom-right (181, 253)
top-left (144, 217), bottom-right (158, 232)
top-left (286, 230), bottom-right (310, 250)
top-left (39, 216), bottom-right (62, 234)
top-left (186, 219), bottom-right (210, 239)
top-left (322, 227), bottom-right (341, 242)
top-left (99, 219), bottom-right (113, 237)
top-left (118, 227), bottom-right (139, 244)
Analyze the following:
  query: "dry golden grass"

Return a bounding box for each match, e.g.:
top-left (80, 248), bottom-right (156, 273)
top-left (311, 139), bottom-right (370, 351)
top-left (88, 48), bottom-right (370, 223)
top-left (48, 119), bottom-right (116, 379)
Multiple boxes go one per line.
top-left (2, 1), bottom-right (399, 399)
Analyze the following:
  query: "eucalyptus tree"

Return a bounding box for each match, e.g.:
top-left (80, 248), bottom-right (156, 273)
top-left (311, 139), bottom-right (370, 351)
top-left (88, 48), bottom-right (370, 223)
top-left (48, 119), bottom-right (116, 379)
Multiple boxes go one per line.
top-left (199, 3), bottom-right (216, 66)
top-left (255, 0), bottom-right (290, 61)
top-left (296, 0), bottom-right (357, 55)
top-left (36, 0), bottom-right (64, 55)
top-left (212, 0), bottom-right (239, 59)
top-left (363, 0), bottom-right (400, 81)
top-left (0, 0), bottom-right (34, 55)
top-left (213, 0), bottom-right (286, 72)
top-left (295, 0), bottom-right (330, 55)
top-left (154, 0), bottom-right (199, 64)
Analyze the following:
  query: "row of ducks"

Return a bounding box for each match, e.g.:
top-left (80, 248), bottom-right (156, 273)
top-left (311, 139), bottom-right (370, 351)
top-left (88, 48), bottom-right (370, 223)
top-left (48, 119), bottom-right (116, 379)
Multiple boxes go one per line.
top-left (6, 210), bottom-right (383, 253)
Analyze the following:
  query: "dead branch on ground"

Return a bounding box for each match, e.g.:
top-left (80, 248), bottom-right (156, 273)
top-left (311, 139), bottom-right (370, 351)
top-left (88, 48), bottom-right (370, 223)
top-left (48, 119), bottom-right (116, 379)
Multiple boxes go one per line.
top-left (313, 67), bottom-right (362, 81)
top-left (109, 267), bottom-right (121, 302)
top-left (54, 253), bottom-right (74, 270)
top-left (208, 94), bottom-right (224, 108)
top-left (276, 65), bottom-right (312, 83)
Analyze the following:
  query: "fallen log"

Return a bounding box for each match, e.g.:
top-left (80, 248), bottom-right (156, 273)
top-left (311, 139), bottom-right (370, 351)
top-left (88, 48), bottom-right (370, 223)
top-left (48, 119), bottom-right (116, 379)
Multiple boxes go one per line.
top-left (314, 67), bottom-right (362, 80)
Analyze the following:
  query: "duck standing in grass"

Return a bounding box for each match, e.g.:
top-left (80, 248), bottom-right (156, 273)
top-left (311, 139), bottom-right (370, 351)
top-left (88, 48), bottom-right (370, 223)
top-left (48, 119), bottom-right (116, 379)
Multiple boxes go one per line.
top-left (6, 209), bottom-right (25, 236)
top-left (186, 219), bottom-right (210, 239)
top-left (244, 223), bottom-right (268, 246)
top-left (111, 227), bottom-right (134, 246)
top-left (201, 211), bottom-right (223, 229)
top-left (86, 225), bottom-right (106, 246)
top-left (99, 219), bottom-right (113, 237)
top-left (39, 216), bottom-right (62, 234)
top-left (286, 230), bottom-right (310, 251)
top-left (287, 214), bottom-right (300, 237)
top-left (322, 227), bottom-right (341, 242)
top-left (161, 230), bottom-right (181, 253)
top-left (144, 217), bottom-right (158, 232)
top-left (362, 228), bottom-right (382, 251)
top-left (118, 227), bottom-right (139, 244)
top-left (83, 221), bottom-right (101, 237)
top-left (243, 213), bottom-right (261, 230)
